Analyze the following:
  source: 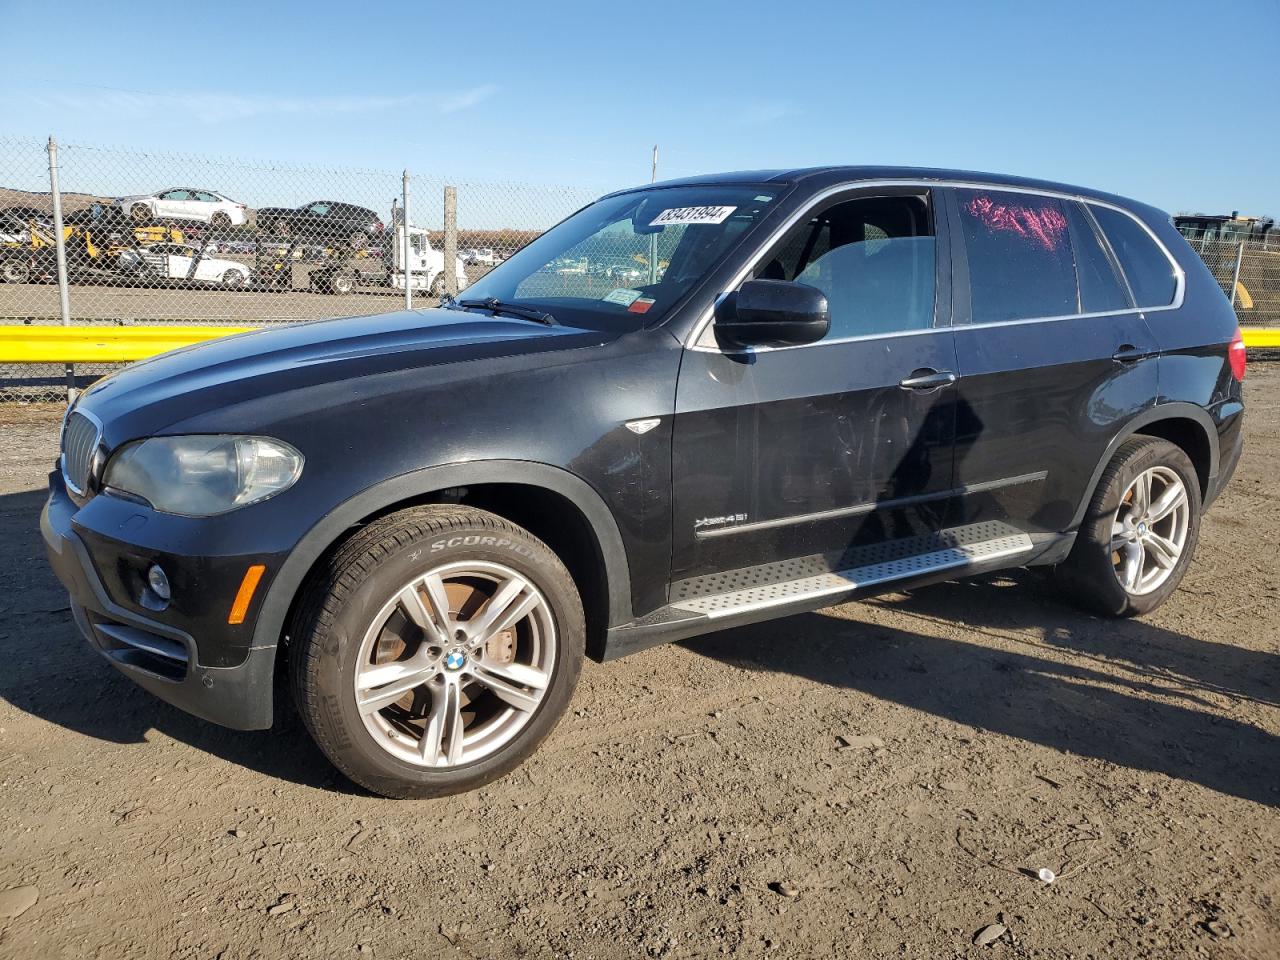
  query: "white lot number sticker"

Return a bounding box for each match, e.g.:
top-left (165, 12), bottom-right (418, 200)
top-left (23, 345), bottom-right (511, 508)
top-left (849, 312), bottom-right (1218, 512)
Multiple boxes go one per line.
top-left (602, 287), bottom-right (643, 306)
top-left (649, 205), bottom-right (737, 227)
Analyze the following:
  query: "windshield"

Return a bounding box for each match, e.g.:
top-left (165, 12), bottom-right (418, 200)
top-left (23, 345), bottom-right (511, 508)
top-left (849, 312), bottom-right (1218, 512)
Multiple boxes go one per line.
top-left (452, 185), bottom-right (778, 330)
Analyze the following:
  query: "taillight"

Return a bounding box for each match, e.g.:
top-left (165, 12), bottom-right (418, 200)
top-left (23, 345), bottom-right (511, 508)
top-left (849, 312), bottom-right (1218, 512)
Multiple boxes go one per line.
top-left (1229, 328), bottom-right (1247, 381)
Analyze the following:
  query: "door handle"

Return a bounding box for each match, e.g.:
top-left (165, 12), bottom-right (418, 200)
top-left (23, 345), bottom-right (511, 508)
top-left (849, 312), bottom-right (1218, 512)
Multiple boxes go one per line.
top-left (898, 369), bottom-right (958, 391)
top-left (1112, 344), bottom-right (1154, 363)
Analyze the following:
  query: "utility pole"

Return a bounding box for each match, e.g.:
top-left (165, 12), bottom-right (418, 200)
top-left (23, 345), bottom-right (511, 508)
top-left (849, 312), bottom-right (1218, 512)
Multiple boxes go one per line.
top-left (402, 171), bottom-right (412, 310)
top-left (648, 145), bottom-right (659, 285)
top-left (47, 136), bottom-right (75, 401)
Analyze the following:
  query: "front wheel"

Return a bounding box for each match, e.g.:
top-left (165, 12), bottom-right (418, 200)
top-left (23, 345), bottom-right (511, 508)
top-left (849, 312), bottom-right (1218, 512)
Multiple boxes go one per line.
top-left (1053, 436), bottom-right (1201, 617)
top-left (221, 269), bottom-right (246, 289)
top-left (290, 505), bottom-right (584, 798)
top-left (1, 260), bottom-right (30, 283)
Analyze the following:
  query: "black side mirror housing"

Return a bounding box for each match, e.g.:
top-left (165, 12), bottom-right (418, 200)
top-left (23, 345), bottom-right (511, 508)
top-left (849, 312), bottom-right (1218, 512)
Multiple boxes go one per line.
top-left (713, 279), bottom-right (830, 348)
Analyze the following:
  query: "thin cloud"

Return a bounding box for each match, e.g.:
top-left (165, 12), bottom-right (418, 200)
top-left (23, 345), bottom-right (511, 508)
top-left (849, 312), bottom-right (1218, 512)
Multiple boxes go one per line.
top-left (23, 85), bottom-right (499, 124)
top-left (735, 100), bottom-right (801, 126)
top-left (439, 84), bottom-right (500, 114)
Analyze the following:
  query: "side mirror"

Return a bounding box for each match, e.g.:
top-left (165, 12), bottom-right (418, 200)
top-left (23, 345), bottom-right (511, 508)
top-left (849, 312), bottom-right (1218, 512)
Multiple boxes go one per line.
top-left (713, 279), bottom-right (830, 347)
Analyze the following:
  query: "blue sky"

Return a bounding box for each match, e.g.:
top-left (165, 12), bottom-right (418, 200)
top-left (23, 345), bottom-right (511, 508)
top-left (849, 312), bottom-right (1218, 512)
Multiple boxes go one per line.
top-left (3, 0), bottom-right (1277, 216)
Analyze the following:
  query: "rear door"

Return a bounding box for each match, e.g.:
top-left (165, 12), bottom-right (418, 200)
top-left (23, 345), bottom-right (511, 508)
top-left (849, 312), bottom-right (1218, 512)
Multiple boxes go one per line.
top-left (945, 186), bottom-right (1159, 540)
top-left (192, 190), bottom-right (222, 222)
top-left (672, 188), bottom-right (959, 584)
top-left (303, 202), bottom-right (332, 238)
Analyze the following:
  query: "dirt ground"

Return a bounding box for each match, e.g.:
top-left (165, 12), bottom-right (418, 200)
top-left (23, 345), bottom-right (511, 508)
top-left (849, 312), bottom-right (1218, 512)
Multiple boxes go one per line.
top-left (0, 368), bottom-right (1277, 960)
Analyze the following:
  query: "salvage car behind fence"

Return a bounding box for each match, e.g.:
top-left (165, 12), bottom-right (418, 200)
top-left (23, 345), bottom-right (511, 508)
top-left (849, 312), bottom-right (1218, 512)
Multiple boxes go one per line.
top-left (0, 133), bottom-right (1276, 401)
top-left (0, 135), bottom-right (599, 400)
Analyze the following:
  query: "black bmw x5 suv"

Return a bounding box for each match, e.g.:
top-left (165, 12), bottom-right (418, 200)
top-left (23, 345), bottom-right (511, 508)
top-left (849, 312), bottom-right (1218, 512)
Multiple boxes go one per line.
top-left (42, 167), bottom-right (1245, 798)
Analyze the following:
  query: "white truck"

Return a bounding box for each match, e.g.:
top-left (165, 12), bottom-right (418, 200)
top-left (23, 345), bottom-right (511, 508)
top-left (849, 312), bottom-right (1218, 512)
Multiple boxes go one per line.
top-left (308, 223), bottom-right (468, 297)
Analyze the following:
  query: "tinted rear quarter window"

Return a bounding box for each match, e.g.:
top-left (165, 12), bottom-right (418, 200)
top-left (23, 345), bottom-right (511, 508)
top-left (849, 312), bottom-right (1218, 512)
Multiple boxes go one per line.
top-left (956, 189), bottom-right (1077, 323)
top-left (1091, 205), bottom-right (1178, 308)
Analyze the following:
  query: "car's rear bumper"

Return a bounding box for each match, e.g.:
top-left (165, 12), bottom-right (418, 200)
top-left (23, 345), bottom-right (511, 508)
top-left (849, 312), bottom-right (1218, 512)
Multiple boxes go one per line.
top-left (1205, 399), bottom-right (1245, 509)
top-left (41, 476), bottom-right (275, 731)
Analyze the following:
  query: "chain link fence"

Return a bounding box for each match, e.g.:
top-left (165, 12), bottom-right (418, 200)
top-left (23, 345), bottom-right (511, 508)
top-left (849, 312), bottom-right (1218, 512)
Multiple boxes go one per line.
top-left (0, 134), bottom-right (598, 400)
top-left (1186, 236), bottom-right (1280, 328)
top-left (3, 133), bottom-right (1278, 401)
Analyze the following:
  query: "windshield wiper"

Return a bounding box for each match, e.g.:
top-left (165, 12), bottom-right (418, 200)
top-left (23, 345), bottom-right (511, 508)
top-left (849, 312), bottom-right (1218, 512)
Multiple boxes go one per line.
top-left (446, 297), bottom-right (558, 326)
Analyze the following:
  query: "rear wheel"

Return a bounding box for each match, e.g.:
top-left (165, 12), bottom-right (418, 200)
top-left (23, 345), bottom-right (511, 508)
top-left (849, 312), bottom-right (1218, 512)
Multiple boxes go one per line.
top-left (290, 505), bottom-right (584, 798)
top-left (211, 211), bottom-right (232, 231)
top-left (1053, 436), bottom-right (1201, 617)
top-left (349, 230), bottom-right (369, 250)
top-left (130, 202), bottom-right (151, 222)
top-left (273, 218), bottom-right (291, 237)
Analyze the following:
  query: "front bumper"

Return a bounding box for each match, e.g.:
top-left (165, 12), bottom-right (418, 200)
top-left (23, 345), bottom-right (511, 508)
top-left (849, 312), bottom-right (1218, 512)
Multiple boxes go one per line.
top-left (41, 476), bottom-right (276, 730)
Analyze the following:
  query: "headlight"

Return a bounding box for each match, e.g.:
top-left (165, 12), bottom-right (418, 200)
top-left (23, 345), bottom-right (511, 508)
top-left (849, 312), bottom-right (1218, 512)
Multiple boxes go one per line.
top-left (103, 435), bottom-right (303, 517)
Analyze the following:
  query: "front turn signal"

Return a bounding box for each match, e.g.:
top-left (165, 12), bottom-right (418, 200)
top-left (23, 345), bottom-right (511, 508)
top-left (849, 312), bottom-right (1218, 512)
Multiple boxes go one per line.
top-left (228, 564), bottom-right (267, 625)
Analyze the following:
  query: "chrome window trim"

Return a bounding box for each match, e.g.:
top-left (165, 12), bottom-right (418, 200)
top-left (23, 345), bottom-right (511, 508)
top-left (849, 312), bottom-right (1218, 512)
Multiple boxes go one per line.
top-left (695, 470), bottom-right (1048, 539)
top-left (687, 178), bottom-right (1185, 354)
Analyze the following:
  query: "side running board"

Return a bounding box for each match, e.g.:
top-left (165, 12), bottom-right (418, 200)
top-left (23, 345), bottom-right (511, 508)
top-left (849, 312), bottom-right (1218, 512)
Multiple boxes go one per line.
top-left (601, 521), bottom-right (1036, 660)
top-left (671, 526), bottom-right (1031, 619)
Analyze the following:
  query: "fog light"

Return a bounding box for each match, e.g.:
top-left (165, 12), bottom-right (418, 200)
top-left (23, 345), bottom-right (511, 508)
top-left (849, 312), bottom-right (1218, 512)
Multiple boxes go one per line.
top-left (147, 564), bottom-right (171, 602)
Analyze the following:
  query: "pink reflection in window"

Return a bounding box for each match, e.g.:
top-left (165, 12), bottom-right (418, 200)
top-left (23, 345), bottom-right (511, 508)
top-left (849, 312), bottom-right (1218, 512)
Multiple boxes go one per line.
top-left (966, 194), bottom-right (1068, 252)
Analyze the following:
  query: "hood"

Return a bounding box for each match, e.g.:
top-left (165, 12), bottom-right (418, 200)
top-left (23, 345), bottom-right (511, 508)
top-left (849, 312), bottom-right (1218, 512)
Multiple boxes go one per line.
top-left (78, 308), bottom-right (609, 444)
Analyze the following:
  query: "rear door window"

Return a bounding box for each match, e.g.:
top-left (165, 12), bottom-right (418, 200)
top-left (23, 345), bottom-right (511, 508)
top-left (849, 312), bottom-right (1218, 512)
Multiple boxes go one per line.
top-left (1065, 201), bottom-right (1131, 313)
top-left (1090, 205), bottom-right (1178, 308)
top-left (955, 188), bottom-right (1077, 323)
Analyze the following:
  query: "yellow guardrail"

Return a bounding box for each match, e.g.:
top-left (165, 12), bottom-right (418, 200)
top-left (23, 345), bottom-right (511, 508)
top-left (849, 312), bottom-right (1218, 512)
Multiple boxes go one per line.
top-left (0, 325), bottom-right (256, 363)
top-left (1243, 327), bottom-right (1280, 348)
top-left (0, 324), bottom-right (1277, 364)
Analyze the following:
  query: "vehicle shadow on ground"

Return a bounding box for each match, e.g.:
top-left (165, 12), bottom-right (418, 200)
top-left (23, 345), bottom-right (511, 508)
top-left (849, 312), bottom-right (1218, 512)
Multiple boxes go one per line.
top-left (684, 571), bottom-right (1280, 808)
top-left (0, 487), bottom-right (358, 794)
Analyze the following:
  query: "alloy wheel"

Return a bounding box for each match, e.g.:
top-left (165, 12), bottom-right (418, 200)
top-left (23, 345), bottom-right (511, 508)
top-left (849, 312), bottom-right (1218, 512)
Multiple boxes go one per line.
top-left (353, 560), bottom-right (556, 768)
top-left (1110, 466), bottom-right (1191, 596)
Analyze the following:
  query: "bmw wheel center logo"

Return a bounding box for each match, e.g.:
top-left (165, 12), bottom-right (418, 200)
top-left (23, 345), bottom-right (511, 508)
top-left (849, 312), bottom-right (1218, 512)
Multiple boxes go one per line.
top-left (444, 649), bottom-right (467, 671)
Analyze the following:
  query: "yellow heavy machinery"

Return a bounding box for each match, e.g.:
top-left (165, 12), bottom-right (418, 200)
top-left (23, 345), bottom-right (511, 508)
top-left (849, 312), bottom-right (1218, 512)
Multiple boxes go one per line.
top-left (0, 206), bottom-right (183, 283)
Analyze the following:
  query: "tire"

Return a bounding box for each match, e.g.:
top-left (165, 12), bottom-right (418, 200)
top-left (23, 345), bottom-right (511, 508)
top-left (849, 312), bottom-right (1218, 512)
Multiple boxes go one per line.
top-left (1053, 436), bottom-right (1201, 617)
top-left (349, 230), bottom-right (369, 250)
top-left (221, 269), bottom-right (246, 290)
top-left (211, 211), bottom-right (232, 231)
top-left (1, 260), bottom-right (30, 283)
top-left (331, 272), bottom-right (355, 295)
top-left (130, 202), bottom-right (151, 222)
top-left (290, 505), bottom-right (585, 799)
top-left (273, 218), bottom-right (291, 237)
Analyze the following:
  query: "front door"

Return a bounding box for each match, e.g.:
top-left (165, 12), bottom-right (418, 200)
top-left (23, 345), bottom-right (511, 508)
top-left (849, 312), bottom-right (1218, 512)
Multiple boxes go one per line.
top-left (671, 189), bottom-right (958, 589)
top-left (156, 189), bottom-right (191, 220)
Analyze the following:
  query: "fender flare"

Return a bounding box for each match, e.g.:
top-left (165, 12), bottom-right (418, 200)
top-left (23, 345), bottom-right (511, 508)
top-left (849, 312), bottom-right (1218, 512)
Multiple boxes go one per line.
top-left (1069, 402), bottom-right (1220, 528)
top-left (250, 460), bottom-right (633, 651)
